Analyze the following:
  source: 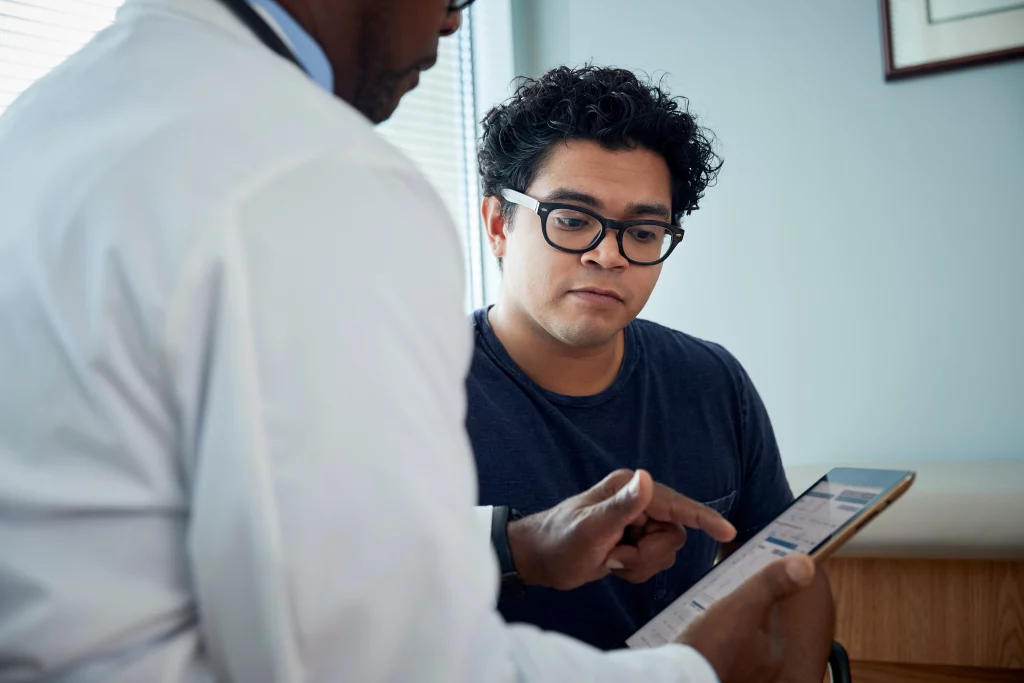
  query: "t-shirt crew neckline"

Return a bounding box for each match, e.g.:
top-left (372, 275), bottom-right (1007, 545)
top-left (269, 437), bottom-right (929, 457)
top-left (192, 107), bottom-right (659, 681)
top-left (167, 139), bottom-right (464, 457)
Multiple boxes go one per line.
top-left (473, 306), bottom-right (640, 408)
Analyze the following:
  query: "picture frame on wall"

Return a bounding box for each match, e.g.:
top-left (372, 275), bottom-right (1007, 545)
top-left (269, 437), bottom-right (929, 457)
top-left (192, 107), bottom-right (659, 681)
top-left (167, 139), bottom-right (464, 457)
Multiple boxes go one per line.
top-left (880, 0), bottom-right (1024, 79)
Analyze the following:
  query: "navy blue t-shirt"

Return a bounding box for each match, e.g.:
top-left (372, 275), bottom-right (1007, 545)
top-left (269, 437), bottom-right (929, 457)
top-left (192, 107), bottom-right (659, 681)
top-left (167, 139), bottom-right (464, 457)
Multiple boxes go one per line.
top-left (466, 307), bottom-right (794, 650)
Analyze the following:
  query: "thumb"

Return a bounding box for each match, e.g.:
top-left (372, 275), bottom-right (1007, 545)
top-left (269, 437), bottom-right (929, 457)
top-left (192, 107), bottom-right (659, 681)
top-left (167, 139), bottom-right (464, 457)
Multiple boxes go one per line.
top-left (728, 555), bottom-right (815, 612)
top-left (584, 469), bottom-right (653, 529)
top-left (576, 469), bottom-right (636, 506)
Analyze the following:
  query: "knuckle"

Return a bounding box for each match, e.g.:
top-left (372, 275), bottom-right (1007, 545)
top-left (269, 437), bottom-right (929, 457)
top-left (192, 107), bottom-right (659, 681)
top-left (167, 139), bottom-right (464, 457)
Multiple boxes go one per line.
top-left (595, 469), bottom-right (633, 497)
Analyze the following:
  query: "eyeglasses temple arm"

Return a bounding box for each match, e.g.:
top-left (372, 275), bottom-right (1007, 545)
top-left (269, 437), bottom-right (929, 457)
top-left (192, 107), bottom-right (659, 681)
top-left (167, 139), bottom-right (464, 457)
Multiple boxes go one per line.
top-left (499, 188), bottom-right (540, 212)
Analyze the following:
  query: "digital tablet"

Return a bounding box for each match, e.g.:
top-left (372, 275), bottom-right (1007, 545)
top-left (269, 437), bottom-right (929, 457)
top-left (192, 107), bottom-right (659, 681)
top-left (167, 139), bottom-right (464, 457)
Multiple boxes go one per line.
top-left (626, 467), bottom-right (915, 648)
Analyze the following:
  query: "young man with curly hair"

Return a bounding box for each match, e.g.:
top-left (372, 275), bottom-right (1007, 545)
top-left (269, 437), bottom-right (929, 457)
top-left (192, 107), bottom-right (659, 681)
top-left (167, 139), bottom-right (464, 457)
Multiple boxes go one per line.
top-left (469, 65), bottom-right (836, 679)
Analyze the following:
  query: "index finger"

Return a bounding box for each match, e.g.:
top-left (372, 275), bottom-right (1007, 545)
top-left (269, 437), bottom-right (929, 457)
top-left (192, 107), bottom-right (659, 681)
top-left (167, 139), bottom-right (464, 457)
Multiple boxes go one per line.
top-left (645, 482), bottom-right (737, 543)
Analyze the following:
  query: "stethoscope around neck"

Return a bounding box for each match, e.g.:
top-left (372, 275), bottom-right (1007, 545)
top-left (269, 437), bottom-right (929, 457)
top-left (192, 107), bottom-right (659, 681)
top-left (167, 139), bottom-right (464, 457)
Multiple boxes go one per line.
top-left (214, 0), bottom-right (304, 72)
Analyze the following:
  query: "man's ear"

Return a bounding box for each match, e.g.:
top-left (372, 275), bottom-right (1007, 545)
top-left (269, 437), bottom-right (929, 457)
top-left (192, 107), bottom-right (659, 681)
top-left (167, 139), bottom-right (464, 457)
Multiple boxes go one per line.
top-left (481, 195), bottom-right (508, 260)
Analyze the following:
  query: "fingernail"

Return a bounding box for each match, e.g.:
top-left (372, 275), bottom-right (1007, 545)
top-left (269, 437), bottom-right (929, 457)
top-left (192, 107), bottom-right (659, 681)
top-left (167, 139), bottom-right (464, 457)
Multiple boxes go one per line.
top-left (624, 471), bottom-right (641, 498)
top-left (786, 557), bottom-right (813, 585)
top-left (605, 559), bottom-right (625, 570)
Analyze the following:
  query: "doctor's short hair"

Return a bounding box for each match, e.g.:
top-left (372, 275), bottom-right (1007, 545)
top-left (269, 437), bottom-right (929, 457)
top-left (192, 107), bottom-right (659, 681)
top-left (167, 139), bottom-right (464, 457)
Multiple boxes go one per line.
top-left (477, 64), bottom-right (723, 227)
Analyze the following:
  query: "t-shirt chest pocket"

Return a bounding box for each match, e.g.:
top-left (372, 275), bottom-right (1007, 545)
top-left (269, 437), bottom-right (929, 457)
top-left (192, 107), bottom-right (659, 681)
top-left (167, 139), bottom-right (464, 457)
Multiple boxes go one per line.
top-left (652, 490), bottom-right (738, 602)
top-left (700, 490), bottom-right (738, 517)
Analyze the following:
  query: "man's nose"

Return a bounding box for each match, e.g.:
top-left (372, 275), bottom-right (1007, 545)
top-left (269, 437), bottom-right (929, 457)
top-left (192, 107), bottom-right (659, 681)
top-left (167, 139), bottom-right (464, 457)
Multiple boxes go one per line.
top-left (440, 10), bottom-right (463, 37)
top-left (582, 231), bottom-right (629, 269)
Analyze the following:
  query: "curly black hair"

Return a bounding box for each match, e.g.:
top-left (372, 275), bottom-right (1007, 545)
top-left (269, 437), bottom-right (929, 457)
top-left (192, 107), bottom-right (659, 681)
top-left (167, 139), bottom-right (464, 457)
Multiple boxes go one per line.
top-left (478, 65), bottom-right (722, 227)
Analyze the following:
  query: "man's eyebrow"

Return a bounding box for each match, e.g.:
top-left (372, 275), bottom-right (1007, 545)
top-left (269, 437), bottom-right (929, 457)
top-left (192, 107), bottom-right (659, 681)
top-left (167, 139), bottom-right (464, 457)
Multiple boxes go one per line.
top-left (542, 187), bottom-right (602, 208)
top-left (626, 201), bottom-right (672, 221)
top-left (542, 187), bottom-right (671, 220)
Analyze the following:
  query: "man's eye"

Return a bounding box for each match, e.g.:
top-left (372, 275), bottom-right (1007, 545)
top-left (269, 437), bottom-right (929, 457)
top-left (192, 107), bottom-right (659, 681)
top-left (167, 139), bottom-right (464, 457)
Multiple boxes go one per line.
top-left (556, 217), bottom-right (586, 229)
top-left (627, 226), bottom-right (666, 243)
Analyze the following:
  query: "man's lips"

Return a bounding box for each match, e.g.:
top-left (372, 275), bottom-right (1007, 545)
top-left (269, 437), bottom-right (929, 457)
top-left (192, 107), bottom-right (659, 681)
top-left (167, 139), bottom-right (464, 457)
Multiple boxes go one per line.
top-left (569, 287), bottom-right (623, 303)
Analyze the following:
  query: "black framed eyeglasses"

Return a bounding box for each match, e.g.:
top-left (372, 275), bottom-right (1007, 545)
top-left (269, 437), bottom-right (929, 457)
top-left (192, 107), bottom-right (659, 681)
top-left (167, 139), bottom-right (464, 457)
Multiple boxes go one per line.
top-left (448, 0), bottom-right (478, 10)
top-left (500, 189), bottom-right (685, 266)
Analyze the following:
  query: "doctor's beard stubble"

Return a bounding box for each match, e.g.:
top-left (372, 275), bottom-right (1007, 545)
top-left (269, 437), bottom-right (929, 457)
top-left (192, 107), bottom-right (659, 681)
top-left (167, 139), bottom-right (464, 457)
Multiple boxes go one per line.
top-left (352, 1), bottom-right (439, 124)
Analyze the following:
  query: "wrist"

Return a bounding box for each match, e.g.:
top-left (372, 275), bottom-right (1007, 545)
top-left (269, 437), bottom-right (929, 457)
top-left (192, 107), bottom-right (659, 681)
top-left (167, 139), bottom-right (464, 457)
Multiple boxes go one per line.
top-left (507, 516), bottom-right (546, 587)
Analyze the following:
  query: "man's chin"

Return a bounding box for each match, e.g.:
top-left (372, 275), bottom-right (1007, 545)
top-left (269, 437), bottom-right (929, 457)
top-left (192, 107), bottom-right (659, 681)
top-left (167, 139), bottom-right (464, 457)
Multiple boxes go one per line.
top-left (362, 72), bottom-right (422, 124)
top-left (550, 318), bottom-right (622, 349)
top-left (367, 101), bottom-right (399, 124)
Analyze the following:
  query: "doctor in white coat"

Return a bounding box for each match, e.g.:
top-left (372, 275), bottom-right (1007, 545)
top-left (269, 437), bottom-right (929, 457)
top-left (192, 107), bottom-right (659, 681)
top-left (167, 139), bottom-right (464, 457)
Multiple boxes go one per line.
top-left (0, 0), bottom-right (817, 681)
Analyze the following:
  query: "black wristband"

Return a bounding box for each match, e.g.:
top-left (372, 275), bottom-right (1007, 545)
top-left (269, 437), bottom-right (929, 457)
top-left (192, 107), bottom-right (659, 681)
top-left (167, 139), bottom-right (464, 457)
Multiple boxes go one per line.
top-left (491, 505), bottom-right (526, 600)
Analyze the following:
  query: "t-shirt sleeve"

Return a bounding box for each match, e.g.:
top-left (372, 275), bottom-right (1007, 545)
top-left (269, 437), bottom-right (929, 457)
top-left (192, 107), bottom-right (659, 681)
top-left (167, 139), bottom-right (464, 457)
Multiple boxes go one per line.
top-left (728, 357), bottom-right (795, 543)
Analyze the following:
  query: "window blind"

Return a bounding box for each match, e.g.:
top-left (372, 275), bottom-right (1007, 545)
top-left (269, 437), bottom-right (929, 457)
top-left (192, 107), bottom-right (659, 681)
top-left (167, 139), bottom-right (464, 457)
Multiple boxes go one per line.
top-left (0, 0), bottom-right (484, 309)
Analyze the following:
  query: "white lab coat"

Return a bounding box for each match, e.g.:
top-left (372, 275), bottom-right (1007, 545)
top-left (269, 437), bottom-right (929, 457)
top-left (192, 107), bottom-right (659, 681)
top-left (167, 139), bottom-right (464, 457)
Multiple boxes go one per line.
top-left (0, 1), bottom-right (716, 681)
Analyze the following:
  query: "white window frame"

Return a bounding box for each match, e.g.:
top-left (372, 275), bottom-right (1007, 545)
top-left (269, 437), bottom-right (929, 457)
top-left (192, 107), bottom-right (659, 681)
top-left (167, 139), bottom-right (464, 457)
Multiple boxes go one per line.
top-left (468, 0), bottom-right (515, 307)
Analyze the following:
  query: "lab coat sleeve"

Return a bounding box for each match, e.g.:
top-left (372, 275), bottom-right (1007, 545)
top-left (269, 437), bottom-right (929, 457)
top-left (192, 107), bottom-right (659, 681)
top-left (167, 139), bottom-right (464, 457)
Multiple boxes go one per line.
top-left (163, 154), bottom-right (717, 683)
top-left (475, 504), bottom-right (495, 547)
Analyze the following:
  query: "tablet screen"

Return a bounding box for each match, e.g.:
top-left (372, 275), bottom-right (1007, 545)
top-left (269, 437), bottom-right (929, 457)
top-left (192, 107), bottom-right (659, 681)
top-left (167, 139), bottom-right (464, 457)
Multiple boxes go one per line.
top-left (626, 477), bottom-right (884, 648)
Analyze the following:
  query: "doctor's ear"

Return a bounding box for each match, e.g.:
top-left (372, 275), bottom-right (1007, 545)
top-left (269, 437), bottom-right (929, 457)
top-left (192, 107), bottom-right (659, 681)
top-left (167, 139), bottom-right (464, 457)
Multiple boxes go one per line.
top-left (481, 195), bottom-right (509, 260)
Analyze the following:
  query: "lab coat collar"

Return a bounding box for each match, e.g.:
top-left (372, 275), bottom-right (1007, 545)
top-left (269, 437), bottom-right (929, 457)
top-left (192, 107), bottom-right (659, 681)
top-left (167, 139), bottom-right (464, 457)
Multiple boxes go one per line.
top-left (245, 0), bottom-right (334, 94)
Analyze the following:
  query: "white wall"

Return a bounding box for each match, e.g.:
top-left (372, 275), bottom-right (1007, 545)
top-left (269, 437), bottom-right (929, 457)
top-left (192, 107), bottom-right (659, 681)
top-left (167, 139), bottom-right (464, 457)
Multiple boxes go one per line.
top-left (510, 0), bottom-right (1024, 467)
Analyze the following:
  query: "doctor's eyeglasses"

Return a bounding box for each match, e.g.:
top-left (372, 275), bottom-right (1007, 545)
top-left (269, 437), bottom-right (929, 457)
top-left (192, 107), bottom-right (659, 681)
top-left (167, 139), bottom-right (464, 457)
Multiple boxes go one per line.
top-left (500, 189), bottom-right (685, 266)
